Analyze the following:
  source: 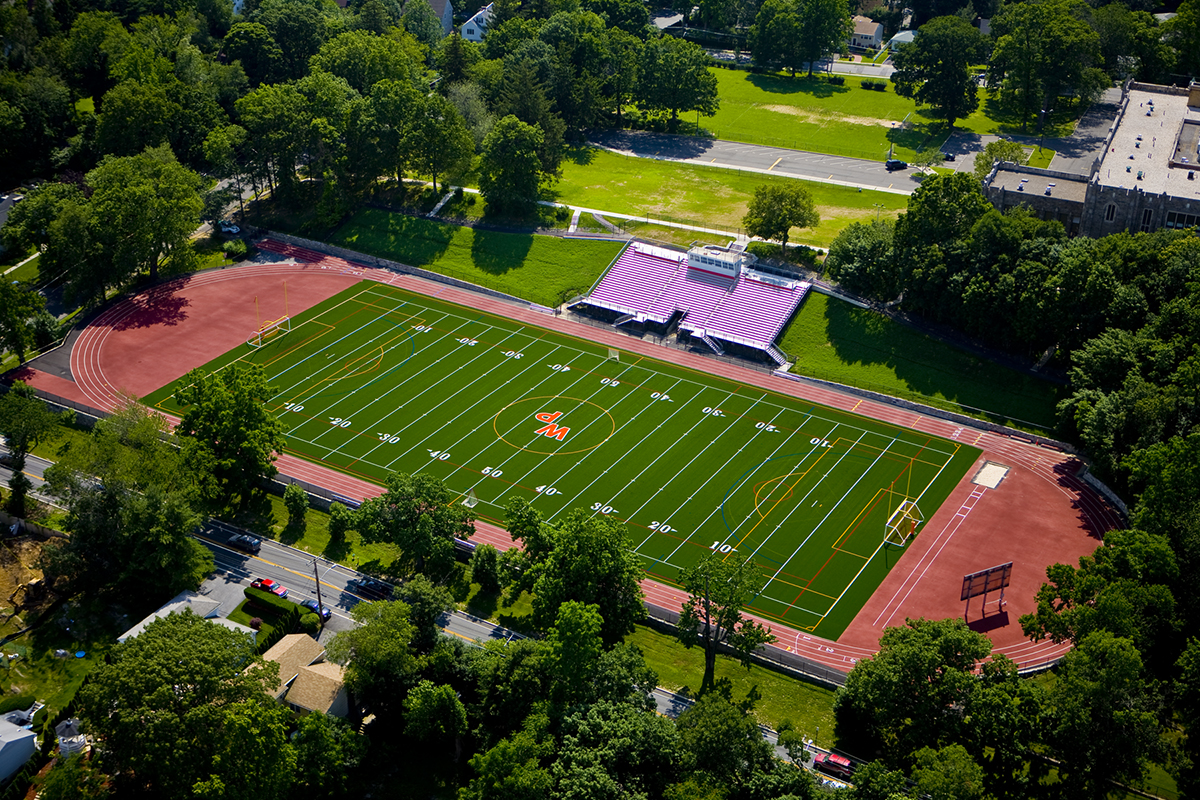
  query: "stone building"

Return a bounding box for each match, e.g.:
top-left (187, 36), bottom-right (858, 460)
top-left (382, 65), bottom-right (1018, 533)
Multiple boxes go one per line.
top-left (983, 80), bottom-right (1200, 238)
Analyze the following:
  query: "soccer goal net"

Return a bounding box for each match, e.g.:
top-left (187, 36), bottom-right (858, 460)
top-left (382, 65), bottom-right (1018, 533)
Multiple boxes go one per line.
top-left (247, 316), bottom-right (291, 348)
top-left (884, 499), bottom-right (923, 547)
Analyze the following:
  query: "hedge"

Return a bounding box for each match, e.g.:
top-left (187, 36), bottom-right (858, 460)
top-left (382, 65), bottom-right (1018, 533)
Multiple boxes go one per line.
top-left (243, 587), bottom-right (298, 616)
top-left (0, 694), bottom-right (36, 715)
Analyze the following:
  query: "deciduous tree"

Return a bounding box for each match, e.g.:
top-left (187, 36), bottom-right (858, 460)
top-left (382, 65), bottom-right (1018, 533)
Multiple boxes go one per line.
top-left (175, 362), bottom-right (286, 506)
top-left (479, 114), bottom-right (544, 215)
top-left (677, 551), bottom-right (775, 693)
top-left (891, 16), bottom-right (986, 129)
top-left (972, 139), bottom-right (1028, 180)
top-left (290, 713), bottom-right (366, 799)
top-left (742, 183), bottom-right (819, 255)
top-left (637, 36), bottom-right (718, 127)
top-left (0, 382), bottom-right (57, 518)
top-left (404, 93), bottom-right (475, 192)
top-left (326, 599), bottom-right (421, 716)
top-left (0, 281), bottom-right (45, 364)
top-left (355, 472), bottom-right (475, 577)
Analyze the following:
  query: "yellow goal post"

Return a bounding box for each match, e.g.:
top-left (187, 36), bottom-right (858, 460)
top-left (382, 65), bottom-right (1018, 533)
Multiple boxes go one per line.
top-left (247, 315), bottom-right (291, 348)
top-left (883, 498), bottom-right (923, 547)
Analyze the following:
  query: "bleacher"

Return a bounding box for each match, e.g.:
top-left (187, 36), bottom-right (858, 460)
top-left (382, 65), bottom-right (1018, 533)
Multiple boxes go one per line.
top-left (586, 243), bottom-right (809, 353)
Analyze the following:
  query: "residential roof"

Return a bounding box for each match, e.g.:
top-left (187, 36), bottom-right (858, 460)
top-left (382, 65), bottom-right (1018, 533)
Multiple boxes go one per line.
top-left (118, 591), bottom-right (222, 643)
top-left (889, 30), bottom-right (917, 44)
top-left (852, 15), bottom-right (881, 35)
top-left (263, 633), bottom-right (326, 697)
top-left (286, 661), bottom-right (347, 714)
top-left (651, 13), bottom-right (684, 29)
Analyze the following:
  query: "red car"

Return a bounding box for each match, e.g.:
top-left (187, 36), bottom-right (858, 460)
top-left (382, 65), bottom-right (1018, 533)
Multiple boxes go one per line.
top-left (251, 578), bottom-right (289, 599)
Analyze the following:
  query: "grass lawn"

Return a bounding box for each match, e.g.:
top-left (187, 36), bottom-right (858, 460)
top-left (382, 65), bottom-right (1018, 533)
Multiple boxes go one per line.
top-left (1028, 146), bottom-right (1055, 169)
top-left (145, 281), bottom-right (978, 638)
top-left (626, 625), bottom-right (837, 740)
top-left (556, 148), bottom-right (907, 249)
top-left (777, 292), bottom-right (1062, 430)
top-left (3, 252), bottom-right (39, 285)
top-left (328, 208), bottom-right (624, 307)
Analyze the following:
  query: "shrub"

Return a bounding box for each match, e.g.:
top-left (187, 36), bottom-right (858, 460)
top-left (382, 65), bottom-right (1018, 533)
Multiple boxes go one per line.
top-left (470, 543), bottom-right (502, 593)
top-left (243, 586), bottom-right (297, 616)
top-left (827, 75), bottom-right (845, 85)
top-left (0, 694), bottom-right (36, 715)
top-left (328, 501), bottom-right (355, 542)
top-left (298, 613), bottom-right (320, 635)
top-left (221, 238), bottom-right (247, 258)
top-left (249, 617), bottom-right (263, 631)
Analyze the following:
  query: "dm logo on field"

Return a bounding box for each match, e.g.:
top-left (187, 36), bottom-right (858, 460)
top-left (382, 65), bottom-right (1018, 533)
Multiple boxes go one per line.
top-left (533, 411), bottom-right (570, 441)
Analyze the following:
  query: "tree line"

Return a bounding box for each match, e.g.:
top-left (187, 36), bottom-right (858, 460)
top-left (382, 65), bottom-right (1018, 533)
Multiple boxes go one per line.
top-left (826, 172), bottom-right (1200, 796)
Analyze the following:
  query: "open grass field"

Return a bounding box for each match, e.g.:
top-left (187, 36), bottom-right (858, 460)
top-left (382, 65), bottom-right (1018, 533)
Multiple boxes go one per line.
top-left (328, 209), bottom-right (624, 307)
top-left (144, 281), bottom-right (978, 638)
top-left (556, 148), bottom-right (908, 249)
top-left (777, 292), bottom-right (1061, 430)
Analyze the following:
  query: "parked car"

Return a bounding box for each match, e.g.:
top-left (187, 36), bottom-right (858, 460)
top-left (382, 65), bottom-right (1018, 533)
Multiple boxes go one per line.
top-left (812, 752), bottom-right (855, 780)
top-left (251, 578), bottom-right (288, 598)
top-left (885, 159), bottom-right (908, 171)
top-left (228, 534), bottom-right (261, 554)
top-left (346, 577), bottom-right (393, 601)
top-left (217, 220), bottom-right (240, 235)
top-left (299, 598), bottom-right (333, 620)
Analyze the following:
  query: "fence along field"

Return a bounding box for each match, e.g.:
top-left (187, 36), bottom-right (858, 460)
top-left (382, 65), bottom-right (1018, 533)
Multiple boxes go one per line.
top-left (144, 282), bottom-right (980, 639)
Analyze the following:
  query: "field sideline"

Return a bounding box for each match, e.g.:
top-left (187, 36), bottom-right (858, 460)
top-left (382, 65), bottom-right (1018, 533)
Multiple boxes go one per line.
top-left (145, 281), bottom-right (978, 638)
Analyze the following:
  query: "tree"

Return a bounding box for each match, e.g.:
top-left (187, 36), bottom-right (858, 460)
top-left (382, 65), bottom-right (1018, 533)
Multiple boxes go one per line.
top-left (328, 500), bottom-right (355, 543)
top-left (751, 0), bottom-right (805, 76)
top-left (291, 713), bottom-right (366, 799)
top-left (545, 601), bottom-right (604, 705)
top-left (911, 744), bottom-right (985, 800)
top-left (834, 618), bottom-right (993, 760)
top-left (675, 692), bottom-right (773, 787)
top-left (1045, 631), bottom-right (1161, 798)
top-left (223, 22), bottom-right (282, 85)
top-left (471, 542), bottom-right (502, 592)
top-left (742, 183), bottom-right (819, 256)
top-left (823, 218), bottom-right (898, 300)
top-left (1164, 0), bottom-right (1200, 79)
top-left (0, 281), bottom-right (45, 364)
top-left (284, 482), bottom-right (308, 529)
top-left (677, 551), bottom-right (776, 693)
top-left (461, 713), bottom-right (555, 800)
top-left (403, 0), bottom-right (445, 47)
top-left (404, 680), bottom-right (469, 746)
top-left (355, 472), bottom-right (475, 577)
top-left (37, 754), bottom-right (110, 800)
top-left (478, 114), bottom-right (544, 215)
top-left (638, 36), bottom-right (719, 127)
top-left (795, 0), bottom-right (851, 75)
top-left (175, 362), bottom-right (286, 507)
top-left (326, 599), bottom-right (421, 716)
top-left (447, 81), bottom-right (495, 149)
top-left (309, 29), bottom-right (418, 95)
top-left (972, 139), bottom-right (1028, 180)
top-left (554, 701), bottom-right (686, 798)
top-left (529, 509), bottom-right (645, 646)
top-left (891, 16), bottom-right (986, 129)
top-left (893, 171), bottom-right (992, 255)
top-left (257, 0), bottom-right (328, 81)
top-left (394, 573), bottom-right (455, 652)
top-left (404, 93), bottom-right (475, 193)
top-left (76, 612), bottom-right (294, 799)
top-left (86, 145), bottom-right (204, 286)
top-left (0, 382), bottom-right (57, 518)
top-left (93, 81), bottom-right (181, 159)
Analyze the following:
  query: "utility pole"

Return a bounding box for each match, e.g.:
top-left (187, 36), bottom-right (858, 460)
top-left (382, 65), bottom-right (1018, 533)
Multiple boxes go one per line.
top-left (312, 558), bottom-right (325, 633)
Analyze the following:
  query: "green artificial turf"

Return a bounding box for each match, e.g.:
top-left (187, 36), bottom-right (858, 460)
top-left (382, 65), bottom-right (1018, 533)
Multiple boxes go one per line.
top-left (145, 282), bottom-right (978, 639)
top-left (777, 292), bottom-right (1062, 430)
top-left (328, 209), bottom-right (623, 307)
top-left (555, 148), bottom-right (907, 249)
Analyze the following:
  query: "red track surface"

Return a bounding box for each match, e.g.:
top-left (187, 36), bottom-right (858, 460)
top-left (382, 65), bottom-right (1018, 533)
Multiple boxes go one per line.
top-left (21, 244), bottom-right (1122, 674)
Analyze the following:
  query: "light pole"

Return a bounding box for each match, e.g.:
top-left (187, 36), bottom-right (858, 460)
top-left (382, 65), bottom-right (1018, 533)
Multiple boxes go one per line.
top-left (873, 203), bottom-right (884, 220)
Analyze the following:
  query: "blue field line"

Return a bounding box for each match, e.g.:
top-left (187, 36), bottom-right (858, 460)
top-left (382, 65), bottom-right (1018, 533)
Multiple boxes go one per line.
top-left (719, 452), bottom-right (809, 535)
top-left (296, 312), bottom-right (418, 404)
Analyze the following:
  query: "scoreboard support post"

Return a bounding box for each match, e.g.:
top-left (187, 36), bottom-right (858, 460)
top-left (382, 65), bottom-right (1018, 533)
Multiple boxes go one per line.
top-left (960, 562), bottom-right (1013, 619)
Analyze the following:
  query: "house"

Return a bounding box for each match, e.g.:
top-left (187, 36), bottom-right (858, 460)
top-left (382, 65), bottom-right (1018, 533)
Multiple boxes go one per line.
top-left (651, 12), bottom-right (685, 34)
top-left (263, 634), bottom-right (350, 717)
top-left (462, 2), bottom-right (493, 41)
top-left (982, 80), bottom-right (1200, 238)
top-left (428, 0), bottom-right (454, 37)
top-left (118, 590), bottom-right (257, 644)
top-left (849, 16), bottom-right (883, 50)
top-left (0, 720), bottom-right (36, 782)
top-left (888, 30), bottom-right (917, 50)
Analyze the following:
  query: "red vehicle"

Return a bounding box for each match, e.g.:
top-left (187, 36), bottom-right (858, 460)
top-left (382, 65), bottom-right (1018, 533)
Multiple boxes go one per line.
top-left (812, 752), bottom-right (855, 780)
top-left (251, 578), bottom-right (289, 599)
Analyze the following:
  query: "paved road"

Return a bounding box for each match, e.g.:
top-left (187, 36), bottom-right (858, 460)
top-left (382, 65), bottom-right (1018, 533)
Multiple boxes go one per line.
top-left (589, 130), bottom-right (920, 195)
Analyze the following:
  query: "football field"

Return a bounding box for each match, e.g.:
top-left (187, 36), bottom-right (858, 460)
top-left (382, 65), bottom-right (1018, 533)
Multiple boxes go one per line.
top-left (145, 281), bottom-right (980, 638)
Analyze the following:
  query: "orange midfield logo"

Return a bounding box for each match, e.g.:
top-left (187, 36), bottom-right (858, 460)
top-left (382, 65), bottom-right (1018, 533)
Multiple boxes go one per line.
top-left (533, 411), bottom-right (570, 441)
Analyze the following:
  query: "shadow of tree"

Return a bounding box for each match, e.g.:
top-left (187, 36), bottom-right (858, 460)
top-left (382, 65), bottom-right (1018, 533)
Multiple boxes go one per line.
top-left (469, 229), bottom-right (535, 276)
top-left (322, 534), bottom-right (351, 563)
top-left (109, 289), bottom-right (192, 331)
top-left (745, 72), bottom-right (847, 99)
top-left (278, 520), bottom-right (305, 546)
top-left (336, 211), bottom-right (456, 268)
top-left (466, 588), bottom-right (500, 619)
top-left (565, 145), bottom-right (596, 166)
top-left (219, 490), bottom-right (277, 537)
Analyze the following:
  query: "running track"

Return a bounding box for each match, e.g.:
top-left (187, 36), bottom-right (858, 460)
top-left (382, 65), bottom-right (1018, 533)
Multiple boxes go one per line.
top-left (21, 244), bottom-right (1122, 675)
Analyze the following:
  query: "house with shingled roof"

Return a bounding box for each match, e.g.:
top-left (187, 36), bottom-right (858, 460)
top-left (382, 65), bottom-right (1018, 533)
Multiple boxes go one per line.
top-left (262, 634), bottom-right (350, 717)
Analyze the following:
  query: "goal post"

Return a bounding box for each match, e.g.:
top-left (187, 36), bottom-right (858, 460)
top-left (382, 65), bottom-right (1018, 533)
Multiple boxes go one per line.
top-left (883, 498), bottom-right (922, 547)
top-left (247, 315), bottom-right (291, 348)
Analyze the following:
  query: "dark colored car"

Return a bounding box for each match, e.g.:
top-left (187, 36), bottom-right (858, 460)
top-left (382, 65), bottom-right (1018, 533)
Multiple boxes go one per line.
top-left (299, 598), bottom-right (333, 620)
top-left (228, 534), bottom-right (261, 554)
top-left (251, 578), bottom-right (289, 598)
top-left (346, 577), bottom-right (393, 601)
top-left (885, 159), bottom-right (908, 171)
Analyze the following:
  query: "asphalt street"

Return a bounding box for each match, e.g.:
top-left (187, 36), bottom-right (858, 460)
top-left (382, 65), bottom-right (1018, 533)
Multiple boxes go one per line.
top-left (588, 130), bottom-right (920, 195)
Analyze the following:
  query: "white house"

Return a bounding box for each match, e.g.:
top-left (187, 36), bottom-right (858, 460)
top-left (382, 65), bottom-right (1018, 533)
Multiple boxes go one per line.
top-left (428, 0), bottom-right (454, 37)
top-left (888, 30), bottom-right (917, 50)
top-left (118, 590), bottom-right (256, 645)
top-left (462, 3), bottom-right (493, 42)
top-left (849, 15), bottom-right (883, 49)
top-left (0, 720), bottom-right (36, 783)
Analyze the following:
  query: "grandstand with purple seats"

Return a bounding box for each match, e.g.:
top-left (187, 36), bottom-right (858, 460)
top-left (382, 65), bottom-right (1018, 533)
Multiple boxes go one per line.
top-left (582, 242), bottom-right (809, 364)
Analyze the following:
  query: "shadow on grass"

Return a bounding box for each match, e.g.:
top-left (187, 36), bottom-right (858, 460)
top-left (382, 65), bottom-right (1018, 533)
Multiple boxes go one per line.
top-left (322, 534), bottom-right (351, 563)
top-left (335, 211), bottom-right (456, 268)
top-left (466, 587), bottom-right (500, 619)
top-left (470, 229), bottom-right (535, 275)
top-left (218, 490), bottom-right (278, 538)
top-left (565, 145), bottom-right (596, 166)
top-left (745, 72), bottom-right (847, 99)
top-left (278, 520), bottom-right (305, 546)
